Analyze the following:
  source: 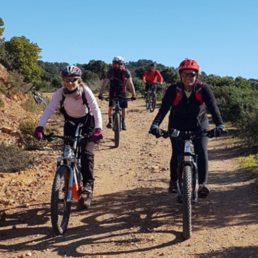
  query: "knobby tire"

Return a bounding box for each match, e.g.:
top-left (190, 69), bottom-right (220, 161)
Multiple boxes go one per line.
top-left (51, 165), bottom-right (71, 235)
top-left (182, 165), bottom-right (192, 240)
top-left (114, 112), bottom-right (120, 148)
top-left (149, 92), bottom-right (156, 112)
top-left (146, 94), bottom-right (150, 110)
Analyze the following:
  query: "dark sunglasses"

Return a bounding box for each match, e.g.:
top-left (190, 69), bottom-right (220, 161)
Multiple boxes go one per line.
top-left (63, 78), bottom-right (79, 83)
top-left (181, 73), bottom-right (197, 78)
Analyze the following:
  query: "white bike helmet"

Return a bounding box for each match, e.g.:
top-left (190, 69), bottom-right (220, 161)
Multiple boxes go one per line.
top-left (112, 56), bottom-right (125, 67)
top-left (61, 65), bottom-right (82, 77)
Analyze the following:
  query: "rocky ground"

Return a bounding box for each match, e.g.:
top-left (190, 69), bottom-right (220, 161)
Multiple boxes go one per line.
top-left (0, 96), bottom-right (258, 258)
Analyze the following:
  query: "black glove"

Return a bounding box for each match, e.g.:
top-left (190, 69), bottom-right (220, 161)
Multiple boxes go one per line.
top-left (211, 125), bottom-right (225, 137)
top-left (149, 124), bottom-right (161, 138)
top-left (98, 94), bottom-right (104, 100)
top-left (131, 96), bottom-right (136, 101)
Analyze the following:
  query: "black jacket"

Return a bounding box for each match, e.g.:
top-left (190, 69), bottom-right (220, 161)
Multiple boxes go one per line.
top-left (152, 81), bottom-right (223, 130)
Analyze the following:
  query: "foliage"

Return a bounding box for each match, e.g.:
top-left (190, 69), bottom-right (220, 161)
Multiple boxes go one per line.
top-left (238, 154), bottom-right (258, 182)
top-left (7, 70), bottom-right (24, 95)
top-left (0, 96), bottom-right (4, 108)
top-left (21, 93), bottom-right (41, 113)
top-left (0, 81), bottom-right (7, 94)
top-left (0, 143), bottom-right (34, 172)
top-left (82, 70), bottom-right (99, 83)
top-left (160, 68), bottom-right (178, 84)
top-left (0, 17), bottom-right (4, 38)
top-left (18, 119), bottom-right (48, 150)
top-left (132, 78), bottom-right (145, 96)
top-left (82, 60), bottom-right (109, 80)
top-left (4, 36), bottom-right (43, 83)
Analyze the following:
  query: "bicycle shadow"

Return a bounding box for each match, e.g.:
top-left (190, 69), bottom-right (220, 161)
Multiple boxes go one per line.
top-left (1, 170), bottom-right (258, 258)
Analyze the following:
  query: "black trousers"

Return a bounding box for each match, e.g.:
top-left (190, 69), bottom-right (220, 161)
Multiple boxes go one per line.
top-left (145, 82), bottom-right (157, 93)
top-left (63, 114), bottom-right (95, 186)
top-left (169, 119), bottom-right (209, 184)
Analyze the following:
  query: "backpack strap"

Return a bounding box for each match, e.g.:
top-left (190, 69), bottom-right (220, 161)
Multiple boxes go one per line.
top-left (194, 80), bottom-right (204, 104)
top-left (173, 82), bottom-right (184, 106)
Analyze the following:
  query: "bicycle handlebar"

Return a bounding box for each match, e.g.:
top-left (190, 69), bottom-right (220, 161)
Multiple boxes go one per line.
top-left (42, 132), bottom-right (91, 143)
top-left (153, 128), bottom-right (228, 139)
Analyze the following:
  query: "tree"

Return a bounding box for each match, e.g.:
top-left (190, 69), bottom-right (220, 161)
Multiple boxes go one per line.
top-left (0, 17), bottom-right (4, 38)
top-left (5, 36), bottom-right (43, 83)
top-left (82, 60), bottom-right (109, 80)
top-left (160, 68), bottom-right (178, 84)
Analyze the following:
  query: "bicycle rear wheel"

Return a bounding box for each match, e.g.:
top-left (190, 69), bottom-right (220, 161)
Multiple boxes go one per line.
top-left (51, 165), bottom-right (71, 235)
top-left (182, 165), bottom-right (192, 240)
top-left (114, 112), bottom-right (120, 148)
top-left (149, 92), bottom-right (156, 112)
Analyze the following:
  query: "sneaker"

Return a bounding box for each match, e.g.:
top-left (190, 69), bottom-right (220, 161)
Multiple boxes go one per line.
top-left (122, 121), bottom-right (127, 130)
top-left (106, 121), bottom-right (113, 129)
top-left (198, 183), bottom-right (210, 198)
top-left (168, 180), bottom-right (177, 193)
top-left (83, 182), bottom-right (93, 194)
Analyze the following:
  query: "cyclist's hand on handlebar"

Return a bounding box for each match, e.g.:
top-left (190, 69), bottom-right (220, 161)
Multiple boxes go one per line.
top-left (98, 94), bottom-right (104, 100)
top-left (131, 95), bottom-right (136, 101)
top-left (33, 126), bottom-right (43, 140)
top-left (92, 128), bottom-right (103, 143)
top-left (209, 125), bottom-right (226, 137)
top-left (149, 124), bottom-right (161, 138)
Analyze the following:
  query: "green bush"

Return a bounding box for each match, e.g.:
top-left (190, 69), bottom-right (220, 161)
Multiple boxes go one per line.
top-left (0, 97), bottom-right (4, 108)
top-left (0, 143), bottom-right (34, 172)
top-left (21, 93), bottom-right (40, 113)
top-left (18, 119), bottom-right (48, 150)
top-left (0, 81), bottom-right (7, 94)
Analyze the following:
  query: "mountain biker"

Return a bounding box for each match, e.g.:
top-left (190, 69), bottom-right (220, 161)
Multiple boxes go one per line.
top-left (33, 65), bottom-right (103, 194)
top-left (149, 58), bottom-right (225, 198)
top-left (142, 63), bottom-right (163, 97)
top-left (98, 56), bottom-right (137, 130)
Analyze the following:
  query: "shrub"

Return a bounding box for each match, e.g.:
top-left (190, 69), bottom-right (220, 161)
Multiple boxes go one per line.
top-left (0, 81), bottom-right (7, 94)
top-left (17, 119), bottom-right (48, 150)
top-left (0, 97), bottom-right (4, 108)
top-left (0, 143), bottom-right (34, 172)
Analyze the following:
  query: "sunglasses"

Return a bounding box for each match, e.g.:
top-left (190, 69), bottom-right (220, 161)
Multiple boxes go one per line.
top-left (63, 78), bottom-right (79, 83)
top-left (181, 72), bottom-right (197, 78)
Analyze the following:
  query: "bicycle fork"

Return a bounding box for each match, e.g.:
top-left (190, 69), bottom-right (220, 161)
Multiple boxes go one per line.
top-left (177, 142), bottom-right (198, 204)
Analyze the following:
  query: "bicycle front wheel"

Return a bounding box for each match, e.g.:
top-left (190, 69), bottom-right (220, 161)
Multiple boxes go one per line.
top-left (51, 165), bottom-right (71, 235)
top-left (182, 165), bottom-right (192, 240)
top-left (145, 94), bottom-right (150, 110)
top-left (149, 92), bottom-right (156, 112)
top-left (114, 112), bottom-right (120, 148)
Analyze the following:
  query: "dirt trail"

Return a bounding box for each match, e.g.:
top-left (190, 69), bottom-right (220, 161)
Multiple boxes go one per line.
top-left (1, 99), bottom-right (258, 258)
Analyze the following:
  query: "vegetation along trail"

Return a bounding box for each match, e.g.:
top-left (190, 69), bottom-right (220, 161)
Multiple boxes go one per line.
top-left (1, 98), bottom-right (258, 258)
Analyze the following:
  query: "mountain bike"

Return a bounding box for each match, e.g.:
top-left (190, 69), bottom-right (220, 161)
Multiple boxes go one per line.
top-left (43, 123), bottom-right (92, 235)
top-left (25, 84), bottom-right (47, 106)
top-left (158, 128), bottom-right (227, 240)
top-left (105, 96), bottom-right (131, 148)
top-left (145, 82), bottom-right (157, 112)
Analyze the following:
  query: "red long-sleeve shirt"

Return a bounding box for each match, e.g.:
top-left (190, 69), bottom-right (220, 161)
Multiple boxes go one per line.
top-left (142, 69), bottom-right (163, 83)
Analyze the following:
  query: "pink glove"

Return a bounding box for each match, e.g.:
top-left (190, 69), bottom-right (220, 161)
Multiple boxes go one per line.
top-left (33, 126), bottom-right (43, 140)
top-left (92, 128), bottom-right (103, 143)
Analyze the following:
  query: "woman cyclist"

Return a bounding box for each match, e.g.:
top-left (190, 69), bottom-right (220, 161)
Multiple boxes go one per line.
top-left (33, 65), bottom-right (103, 195)
top-left (149, 59), bottom-right (225, 198)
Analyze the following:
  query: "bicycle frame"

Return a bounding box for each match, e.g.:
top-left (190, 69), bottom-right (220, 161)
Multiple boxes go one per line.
top-left (173, 130), bottom-right (199, 204)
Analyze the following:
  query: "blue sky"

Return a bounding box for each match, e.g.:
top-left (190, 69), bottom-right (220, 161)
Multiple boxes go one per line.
top-left (1, 0), bottom-right (257, 79)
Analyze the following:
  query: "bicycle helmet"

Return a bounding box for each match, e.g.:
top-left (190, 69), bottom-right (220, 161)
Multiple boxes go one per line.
top-left (61, 65), bottom-right (82, 77)
top-left (178, 59), bottom-right (200, 73)
top-left (150, 63), bottom-right (156, 68)
top-left (112, 56), bottom-right (125, 67)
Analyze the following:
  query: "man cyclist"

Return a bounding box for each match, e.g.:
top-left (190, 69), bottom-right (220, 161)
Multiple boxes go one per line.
top-left (149, 59), bottom-right (225, 198)
top-left (142, 63), bottom-right (163, 97)
top-left (98, 56), bottom-right (136, 130)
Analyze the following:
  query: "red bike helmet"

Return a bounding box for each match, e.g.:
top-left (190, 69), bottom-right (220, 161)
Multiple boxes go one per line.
top-left (61, 65), bottom-right (82, 77)
top-left (178, 59), bottom-right (200, 73)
